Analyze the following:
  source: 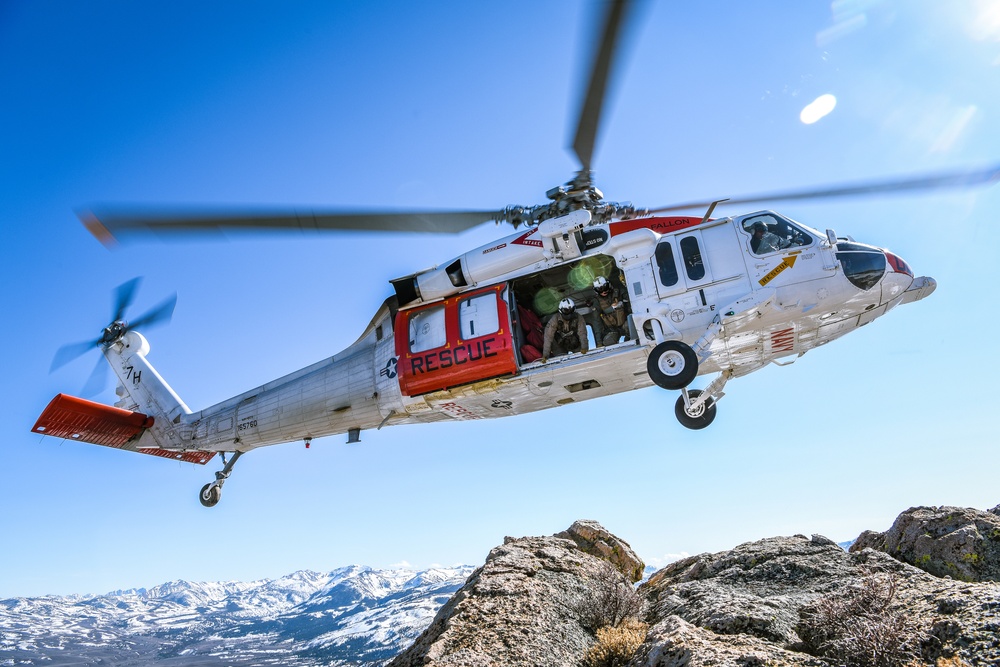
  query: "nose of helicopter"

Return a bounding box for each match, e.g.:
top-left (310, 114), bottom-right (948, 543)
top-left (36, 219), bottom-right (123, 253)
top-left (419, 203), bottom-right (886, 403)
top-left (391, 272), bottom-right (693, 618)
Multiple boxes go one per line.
top-left (883, 250), bottom-right (937, 305)
top-left (883, 250), bottom-right (913, 279)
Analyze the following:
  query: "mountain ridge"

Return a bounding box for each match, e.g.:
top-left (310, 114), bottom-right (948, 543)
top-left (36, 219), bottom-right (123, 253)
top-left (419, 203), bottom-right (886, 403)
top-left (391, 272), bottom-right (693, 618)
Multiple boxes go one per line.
top-left (1, 564), bottom-right (475, 666)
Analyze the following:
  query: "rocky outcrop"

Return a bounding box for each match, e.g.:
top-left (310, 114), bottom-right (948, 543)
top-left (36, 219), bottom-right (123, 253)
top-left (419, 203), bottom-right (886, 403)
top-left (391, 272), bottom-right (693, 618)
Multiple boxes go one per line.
top-left (388, 525), bottom-right (644, 666)
top-left (632, 615), bottom-right (832, 667)
top-left (851, 505), bottom-right (1000, 582)
top-left (640, 534), bottom-right (857, 648)
top-left (555, 519), bottom-right (645, 583)
top-left (392, 508), bottom-right (1000, 666)
top-left (638, 534), bottom-right (999, 665)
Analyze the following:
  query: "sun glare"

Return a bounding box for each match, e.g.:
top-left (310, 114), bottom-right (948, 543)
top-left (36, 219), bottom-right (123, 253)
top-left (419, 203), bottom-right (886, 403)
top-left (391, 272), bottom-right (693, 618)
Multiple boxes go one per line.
top-left (968, 0), bottom-right (1000, 41)
top-left (800, 94), bottom-right (838, 125)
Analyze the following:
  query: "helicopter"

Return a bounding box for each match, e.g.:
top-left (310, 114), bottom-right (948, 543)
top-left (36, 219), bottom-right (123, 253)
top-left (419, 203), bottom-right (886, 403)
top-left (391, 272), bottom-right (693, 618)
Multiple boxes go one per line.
top-left (31, 0), bottom-right (998, 508)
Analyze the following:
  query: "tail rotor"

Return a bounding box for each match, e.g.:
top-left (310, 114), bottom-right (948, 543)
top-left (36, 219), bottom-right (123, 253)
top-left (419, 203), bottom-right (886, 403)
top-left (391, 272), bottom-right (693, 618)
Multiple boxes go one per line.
top-left (50, 278), bottom-right (177, 395)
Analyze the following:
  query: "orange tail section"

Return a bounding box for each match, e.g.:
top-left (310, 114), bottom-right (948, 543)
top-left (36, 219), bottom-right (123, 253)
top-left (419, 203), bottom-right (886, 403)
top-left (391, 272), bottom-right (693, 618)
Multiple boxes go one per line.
top-left (32, 394), bottom-right (213, 465)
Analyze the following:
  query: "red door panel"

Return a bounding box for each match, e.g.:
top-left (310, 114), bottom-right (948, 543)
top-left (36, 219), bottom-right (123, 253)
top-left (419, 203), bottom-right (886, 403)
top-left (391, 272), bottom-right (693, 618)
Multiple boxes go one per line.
top-left (395, 285), bottom-right (518, 397)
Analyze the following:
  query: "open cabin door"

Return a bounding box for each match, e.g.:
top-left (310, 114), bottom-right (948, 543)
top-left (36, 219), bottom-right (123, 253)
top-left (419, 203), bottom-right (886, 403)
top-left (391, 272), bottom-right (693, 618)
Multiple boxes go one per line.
top-left (394, 284), bottom-right (518, 396)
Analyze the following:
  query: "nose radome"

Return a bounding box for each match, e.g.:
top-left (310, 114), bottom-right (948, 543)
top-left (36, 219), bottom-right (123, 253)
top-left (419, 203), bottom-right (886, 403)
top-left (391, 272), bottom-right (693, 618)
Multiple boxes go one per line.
top-left (884, 250), bottom-right (913, 277)
top-left (899, 275), bottom-right (937, 305)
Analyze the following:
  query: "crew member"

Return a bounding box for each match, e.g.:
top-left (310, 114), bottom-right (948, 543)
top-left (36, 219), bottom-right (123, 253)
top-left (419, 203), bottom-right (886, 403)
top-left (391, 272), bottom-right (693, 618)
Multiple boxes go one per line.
top-left (750, 221), bottom-right (791, 254)
top-left (541, 298), bottom-right (588, 362)
top-left (588, 276), bottom-right (630, 347)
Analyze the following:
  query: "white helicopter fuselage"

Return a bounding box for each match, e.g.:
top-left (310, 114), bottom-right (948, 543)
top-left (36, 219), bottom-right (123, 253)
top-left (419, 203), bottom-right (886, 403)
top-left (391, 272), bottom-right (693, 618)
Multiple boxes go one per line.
top-left (46, 209), bottom-right (932, 466)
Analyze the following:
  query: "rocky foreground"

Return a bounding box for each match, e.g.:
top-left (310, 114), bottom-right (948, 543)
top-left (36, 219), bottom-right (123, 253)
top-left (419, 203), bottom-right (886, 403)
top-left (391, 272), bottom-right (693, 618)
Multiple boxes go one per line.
top-left (391, 506), bottom-right (1000, 667)
top-left (3, 505), bottom-right (998, 666)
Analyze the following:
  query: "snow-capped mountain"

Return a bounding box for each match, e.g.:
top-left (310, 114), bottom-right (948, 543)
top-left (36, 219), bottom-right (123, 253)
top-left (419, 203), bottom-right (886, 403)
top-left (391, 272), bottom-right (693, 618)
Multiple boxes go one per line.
top-left (0, 565), bottom-right (474, 666)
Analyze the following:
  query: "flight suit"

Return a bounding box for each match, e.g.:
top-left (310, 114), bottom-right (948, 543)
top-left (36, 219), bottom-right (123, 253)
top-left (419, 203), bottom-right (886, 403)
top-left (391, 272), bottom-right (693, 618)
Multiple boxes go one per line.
top-left (542, 312), bottom-right (589, 360)
top-left (589, 286), bottom-right (630, 347)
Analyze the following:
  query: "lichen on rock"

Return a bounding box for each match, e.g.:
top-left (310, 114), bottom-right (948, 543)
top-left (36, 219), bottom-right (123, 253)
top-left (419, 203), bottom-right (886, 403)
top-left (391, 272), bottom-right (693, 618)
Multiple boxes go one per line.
top-left (850, 505), bottom-right (1000, 582)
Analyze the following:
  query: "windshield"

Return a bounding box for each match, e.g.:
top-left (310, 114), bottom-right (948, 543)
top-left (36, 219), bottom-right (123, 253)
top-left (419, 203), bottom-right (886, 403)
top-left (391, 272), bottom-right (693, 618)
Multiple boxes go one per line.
top-left (836, 242), bottom-right (886, 291)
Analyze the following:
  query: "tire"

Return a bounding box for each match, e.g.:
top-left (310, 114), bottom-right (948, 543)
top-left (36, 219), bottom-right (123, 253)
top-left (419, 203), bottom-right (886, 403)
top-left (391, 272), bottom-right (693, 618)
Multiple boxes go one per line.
top-left (647, 341), bottom-right (698, 390)
top-left (674, 389), bottom-right (717, 430)
top-left (199, 483), bottom-right (221, 508)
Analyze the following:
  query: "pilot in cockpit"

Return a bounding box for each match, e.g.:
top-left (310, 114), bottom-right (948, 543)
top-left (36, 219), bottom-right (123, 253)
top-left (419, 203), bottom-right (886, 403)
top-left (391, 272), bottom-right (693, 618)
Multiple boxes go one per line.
top-left (750, 221), bottom-right (791, 255)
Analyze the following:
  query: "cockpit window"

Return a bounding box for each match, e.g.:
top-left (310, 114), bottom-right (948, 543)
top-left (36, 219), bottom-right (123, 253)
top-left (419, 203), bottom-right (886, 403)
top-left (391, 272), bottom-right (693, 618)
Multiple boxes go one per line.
top-left (836, 243), bottom-right (886, 291)
top-left (743, 213), bottom-right (813, 255)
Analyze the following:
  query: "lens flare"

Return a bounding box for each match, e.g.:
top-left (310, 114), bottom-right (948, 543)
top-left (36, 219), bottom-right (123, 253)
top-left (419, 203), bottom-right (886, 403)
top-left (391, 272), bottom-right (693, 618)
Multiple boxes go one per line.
top-left (800, 94), bottom-right (837, 125)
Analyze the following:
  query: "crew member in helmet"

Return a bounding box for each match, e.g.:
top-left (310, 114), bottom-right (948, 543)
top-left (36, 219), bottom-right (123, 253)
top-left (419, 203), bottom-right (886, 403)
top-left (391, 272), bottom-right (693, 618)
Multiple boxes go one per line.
top-left (750, 221), bottom-right (790, 255)
top-left (588, 275), bottom-right (630, 347)
top-left (541, 298), bottom-right (588, 362)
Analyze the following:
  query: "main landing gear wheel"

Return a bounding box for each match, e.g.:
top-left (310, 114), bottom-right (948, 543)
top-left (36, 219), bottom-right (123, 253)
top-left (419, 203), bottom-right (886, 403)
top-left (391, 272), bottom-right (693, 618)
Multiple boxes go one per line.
top-left (199, 483), bottom-right (222, 508)
top-left (647, 341), bottom-right (698, 390)
top-left (675, 389), bottom-right (717, 430)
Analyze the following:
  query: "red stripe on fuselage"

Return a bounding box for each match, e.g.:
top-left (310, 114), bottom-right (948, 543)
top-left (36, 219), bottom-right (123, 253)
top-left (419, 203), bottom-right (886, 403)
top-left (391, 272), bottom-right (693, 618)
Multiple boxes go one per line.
top-left (609, 216), bottom-right (703, 237)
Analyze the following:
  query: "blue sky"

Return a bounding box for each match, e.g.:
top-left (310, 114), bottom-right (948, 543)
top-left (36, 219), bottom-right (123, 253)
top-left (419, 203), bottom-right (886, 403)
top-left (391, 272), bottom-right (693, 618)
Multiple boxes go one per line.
top-left (2, 0), bottom-right (999, 598)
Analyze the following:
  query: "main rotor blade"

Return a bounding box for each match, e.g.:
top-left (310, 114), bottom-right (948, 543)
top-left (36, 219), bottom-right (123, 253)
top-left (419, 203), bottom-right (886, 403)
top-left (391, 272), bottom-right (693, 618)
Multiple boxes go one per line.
top-left (128, 293), bottom-right (177, 331)
top-left (648, 163), bottom-right (1000, 214)
top-left (571, 0), bottom-right (633, 173)
top-left (80, 208), bottom-right (506, 247)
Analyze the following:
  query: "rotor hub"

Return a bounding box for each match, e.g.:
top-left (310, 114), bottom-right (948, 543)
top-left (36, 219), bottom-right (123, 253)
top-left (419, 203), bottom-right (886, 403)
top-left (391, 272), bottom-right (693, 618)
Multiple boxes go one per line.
top-left (498, 171), bottom-right (646, 229)
top-left (100, 321), bottom-right (128, 346)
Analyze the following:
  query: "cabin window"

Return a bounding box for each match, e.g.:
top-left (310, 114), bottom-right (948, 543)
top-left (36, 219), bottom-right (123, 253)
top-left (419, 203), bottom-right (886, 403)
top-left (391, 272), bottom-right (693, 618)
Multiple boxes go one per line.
top-left (680, 236), bottom-right (705, 281)
top-left (409, 306), bottom-right (446, 352)
top-left (459, 293), bottom-right (500, 340)
top-left (655, 241), bottom-right (679, 287)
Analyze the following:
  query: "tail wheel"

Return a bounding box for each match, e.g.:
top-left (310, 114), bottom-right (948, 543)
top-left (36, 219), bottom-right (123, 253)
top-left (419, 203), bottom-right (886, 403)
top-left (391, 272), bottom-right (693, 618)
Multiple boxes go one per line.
top-left (675, 390), bottom-right (716, 430)
top-left (647, 341), bottom-right (698, 390)
top-left (199, 483), bottom-right (221, 508)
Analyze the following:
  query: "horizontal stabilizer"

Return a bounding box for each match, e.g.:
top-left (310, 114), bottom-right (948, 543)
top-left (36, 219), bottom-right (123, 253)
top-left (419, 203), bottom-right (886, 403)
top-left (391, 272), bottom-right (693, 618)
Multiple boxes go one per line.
top-left (32, 394), bottom-right (213, 465)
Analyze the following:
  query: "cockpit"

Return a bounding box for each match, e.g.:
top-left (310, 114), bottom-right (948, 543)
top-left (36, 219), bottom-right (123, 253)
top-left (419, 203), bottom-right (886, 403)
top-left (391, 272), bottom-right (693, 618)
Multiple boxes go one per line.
top-left (741, 213), bottom-right (814, 255)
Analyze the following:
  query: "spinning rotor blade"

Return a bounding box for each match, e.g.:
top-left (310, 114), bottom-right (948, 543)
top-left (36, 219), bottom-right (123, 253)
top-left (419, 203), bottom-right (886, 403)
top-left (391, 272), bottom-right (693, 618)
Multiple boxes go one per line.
top-left (648, 163), bottom-right (1000, 214)
top-left (112, 276), bottom-right (141, 323)
top-left (128, 293), bottom-right (177, 331)
top-left (50, 339), bottom-right (100, 372)
top-left (572, 0), bottom-right (634, 173)
top-left (50, 278), bottom-right (175, 379)
top-left (80, 356), bottom-right (110, 398)
top-left (81, 208), bottom-right (506, 247)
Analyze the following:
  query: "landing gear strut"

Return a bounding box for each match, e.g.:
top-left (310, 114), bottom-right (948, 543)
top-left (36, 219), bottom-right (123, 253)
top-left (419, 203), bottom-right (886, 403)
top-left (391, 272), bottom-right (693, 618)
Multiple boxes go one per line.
top-left (674, 370), bottom-right (732, 430)
top-left (199, 451), bottom-right (244, 508)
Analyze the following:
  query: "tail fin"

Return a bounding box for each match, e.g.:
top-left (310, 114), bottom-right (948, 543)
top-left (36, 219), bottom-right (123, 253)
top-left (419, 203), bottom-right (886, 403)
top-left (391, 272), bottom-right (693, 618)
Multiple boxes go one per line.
top-left (105, 331), bottom-right (189, 417)
top-left (104, 330), bottom-right (195, 447)
top-left (32, 331), bottom-right (213, 465)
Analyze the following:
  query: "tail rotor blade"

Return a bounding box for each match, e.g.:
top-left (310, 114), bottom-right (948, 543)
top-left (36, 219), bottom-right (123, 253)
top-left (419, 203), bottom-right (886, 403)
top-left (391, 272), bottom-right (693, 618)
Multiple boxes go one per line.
top-left (112, 277), bottom-right (142, 323)
top-left (129, 293), bottom-right (177, 330)
top-left (50, 339), bottom-right (100, 373)
top-left (80, 356), bottom-right (110, 398)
